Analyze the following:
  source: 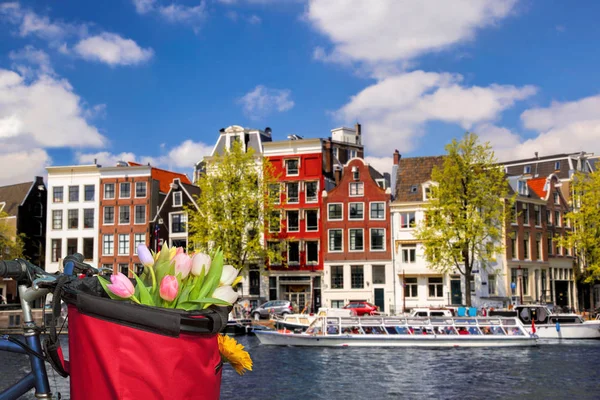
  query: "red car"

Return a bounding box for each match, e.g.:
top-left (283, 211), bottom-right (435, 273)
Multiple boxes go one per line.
top-left (343, 301), bottom-right (379, 316)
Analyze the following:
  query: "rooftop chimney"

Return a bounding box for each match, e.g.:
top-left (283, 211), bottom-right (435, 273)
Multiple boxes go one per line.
top-left (393, 149), bottom-right (401, 165)
top-left (355, 123), bottom-right (361, 136)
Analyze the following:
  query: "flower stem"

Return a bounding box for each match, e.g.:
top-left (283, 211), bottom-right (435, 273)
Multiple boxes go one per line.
top-left (131, 295), bottom-right (141, 304)
top-left (147, 265), bottom-right (157, 292)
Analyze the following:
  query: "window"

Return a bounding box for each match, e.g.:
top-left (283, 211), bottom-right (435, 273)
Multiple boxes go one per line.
top-left (69, 185), bottom-right (79, 202)
top-left (488, 274), bottom-right (497, 295)
top-left (522, 269), bottom-right (529, 295)
top-left (523, 232), bottom-right (530, 260)
top-left (554, 191), bottom-right (560, 205)
top-left (83, 209), bottom-right (94, 229)
top-left (328, 229), bottom-right (343, 252)
top-left (53, 186), bottom-right (63, 203)
top-left (288, 241), bottom-right (299, 265)
top-left (119, 264), bottom-right (129, 276)
top-left (135, 263), bottom-right (144, 276)
top-left (67, 238), bottom-right (77, 256)
top-left (546, 210), bottom-right (552, 225)
top-left (328, 204), bottom-right (342, 220)
top-left (285, 159), bottom-right (299, 175)
top-left (51, 239), bottom-right (62, 262)
top-left (269, 277), bottom-right (277, 300)
top-left (103, 235), bottom-right (114, 255)
top-left (555, 161), bottom-right (560, 170)
top-left (249, 265), bottom-right (260, 296)
top-left (536, 233), bottom-right (542, 260)
top-left (349, 229), bottom-right (363, 251)
top-left (372, 265), bottom-right (386, 284)
top-left (104, 206), bottom-right (114, 224)
top-left (402, 245), bottom-right (416, 263)
top-left (510, 231), bottom-right (517, 259)
top-left (119, 206), bottom-right (130, 224)
top-left (135, 205), bottom-right (146, 224)
top-left (555, 211), bottom-right (561, 227)
top-left (305, 210), bottom-right (318, 231)
top-left (352, 167), bottom-right (360, 180)
top-left (120, 182), bottom-right (131, 198)
top-left (331, 300), bottom-right (344, 308)
top-left (306, 241), bottom-right (318, 264)
top-left (52, 210), bottom-right (62, 229)
top-left (172, 213), bottom-right (187, 233)
top-left (534, 205), bottom-right (541, 226)
top-left (547, 237), bottom-right (553, 256)
top-left (518, 180), bottom-right (528, 196)
top-left (428, 277), bottom-right (443, 298)
top-left (135, 182), bottom-right (147, 198)
top-left (173, 191), bottom-right (182, 207)
top-left (104, 183), bottom-right (115, 199)
top-left (118, 234), bottom-right (130, 255)
top-left (524, 165), bottom-right (531, 174)
top-left (269, 211), bottom-right (281, 233)
top-left (268, 241), bottom-right (282, 265)
top-left (522, 204), bottom-right (529, 225)
top-left (405, 277), bottom-right (418, 298)
top-left (370, 202), bottom-right (385, 220)
top-left (351, 266), bottom-right (364, 289)
top-left (349, 182), bottom-right (364, 196)
top-left (134, 234), bottom-right (145, 254)
top-left (286, 182), bottom-right (299, 203)
top-left (286, 210), bottom-right (300, 232)
top-left (349, 149), bottom-right (357, 159)
top-left (511, 203), bottom-right (518, 224)
top-left (400, 212), bottom-right (416, 228)
top-left (331, 266), bottom-right (343, 289)
top-left (332, 147), bottom-right (339, 159)
top-left (370, 229), bottom-right (385, 251)
top-left (84, 185), bottom-right (95, 201)
top-left (349, 203), bottom-right (364, 220)
top-left (83, 238), bottom-right (94, 260)
top-left (269, 184), bottom-right (280, 204)
top-left (305, 181), bottom-right (318, 202)
top-left (68, 209), bottom-right (78, 229)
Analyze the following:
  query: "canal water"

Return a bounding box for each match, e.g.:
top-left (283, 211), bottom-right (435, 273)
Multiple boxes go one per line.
top-left (2, 335), bottom-right (599, 399)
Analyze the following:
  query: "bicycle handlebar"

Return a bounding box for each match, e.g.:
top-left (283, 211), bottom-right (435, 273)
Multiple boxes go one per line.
top-left (0, 254), bottom-right (98, 284)
top-left (0, 259), bottom-right (28, 280)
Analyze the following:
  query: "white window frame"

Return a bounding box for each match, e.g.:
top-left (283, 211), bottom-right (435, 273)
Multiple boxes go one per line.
top-left (135, 182), bottom-right (147, 198)
top-left (305, 209), bottom-right (319, 232)
top-left (134, 233), bottom-right (145, 254)
top-left (348, 202), bottom-right (364, 220)
top-left (173, 191), bottom-right (183, 207)
top-left (103, 206), bottom-right (114, 225)
top-left (305, 181), bottom-right (319, 203)
top-left (134, 205), bottom-right (146, 225)
top-left (104, 183), bottom-right (115, 200)
top-left (285, 158), bottom-right (300, 176)
top-left (305, 241), bottom-right (319, 265)
top-left (286, 210), bottom-right (300, 232)
top-left (119, 205), bottom-right (130, 225)
top-left (428, 277), bottom-right (444, 299)
top-left (399, 212), bottom-right (416, 229)
top-left (103, 234), bottom-right (114, 256)
top-left (349, 182), bottom-right (364, 197)
top-left (286, 182), bottom-right (299, 204)
top-left (287, 241), bottom-right (300, 265)
top-left (348, 228), bottom-right (364, 252)
top-left (328, 229), bottom-right (343, 252)
top-left (268, 210), bottom-right (281, 233)
top-left (402, 245), bottom-right (416, 263)
top-left (119, 182), bottom-right (131, 199)
top-left (369, 228), bottom-right (386, 251)
top-left (369, 202), bottom-right (385, 220)
top-left (118, 234), bottom-right (130, 256)
top-left (327, 203), bottom-right (343, 221)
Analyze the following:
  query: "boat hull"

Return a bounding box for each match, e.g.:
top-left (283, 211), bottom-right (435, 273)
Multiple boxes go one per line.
top-left (525, 321), bottom-right (600, 339)
top-left (254, 331), bottom-right (536, 347)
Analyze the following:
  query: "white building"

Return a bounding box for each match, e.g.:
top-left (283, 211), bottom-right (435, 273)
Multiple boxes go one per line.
top-left (45, 165), bottom-right (101, 273)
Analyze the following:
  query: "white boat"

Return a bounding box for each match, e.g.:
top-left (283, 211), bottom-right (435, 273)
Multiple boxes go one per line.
top-left (491, 306), bottom-right (600, 340)
top-left (255, 315), bottom-right (537, 347)
top-left (272, 308), bottom-right (354, 332)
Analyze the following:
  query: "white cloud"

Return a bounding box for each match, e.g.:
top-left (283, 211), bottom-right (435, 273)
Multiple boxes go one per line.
top-left (335, 70), bottom-right (536, 156)
top-left (0, 69), bottom-right (106, 148)
top-left (76, 151), bottom-right (156, 167)
top-left (132, 0), bottom-right (207, 30)
top-left (307, 0), bottom-right (518, 66)
top-left (74, 33), bottom-right (154, 66)
top-left (133, 0), bottom-right (156, 14)
top-left (247, 15), bottom-right (261, 25)
top-left (238, 85), bottom-right (294, 120)
top-left (165, 140), bottom-right (213, 168)
top-left (9, 46), bottom-right (54, 77)
top-left (364, 156), bottom-right (392, 178)
top-left (521, 95), bottom-right (600, 132)
top-left (0, 149), bottom-right (51, 186)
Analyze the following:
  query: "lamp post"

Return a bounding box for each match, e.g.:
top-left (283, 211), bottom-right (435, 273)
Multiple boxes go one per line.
top-left (518, 265), bottom-right (523, 305)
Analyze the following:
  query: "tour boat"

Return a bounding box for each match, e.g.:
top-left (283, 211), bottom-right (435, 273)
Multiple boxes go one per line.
top-left (272, 307), bottom-right (354, 332)
top-left (255, 315), bottom-right (537, 347)
top-left (490, 305), bottom-right (600, 340)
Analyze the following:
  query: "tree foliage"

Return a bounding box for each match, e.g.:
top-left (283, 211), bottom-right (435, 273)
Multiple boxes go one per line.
top-left (414, 132), bottom-right (511, 306)
top-left (187, 141), bottom-right (282, 271)
top-left (0, 211), bottom-right (25, 260)
top-left (558, 171), bottom-right (600, 282)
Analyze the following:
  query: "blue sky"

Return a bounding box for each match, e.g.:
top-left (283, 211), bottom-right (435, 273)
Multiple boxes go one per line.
top-left (1, 0), bottom-right (600, 185)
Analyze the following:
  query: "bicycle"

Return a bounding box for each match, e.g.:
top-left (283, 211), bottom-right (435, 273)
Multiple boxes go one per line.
top-left (0, 254), bottom-right (97, 399)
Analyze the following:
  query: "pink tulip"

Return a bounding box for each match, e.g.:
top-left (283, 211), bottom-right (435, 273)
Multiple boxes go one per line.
top-left (176, 247), bottom-right (185, 255)
top-left (106, 272), bottom-right (135, 299)
top-left (173, 253), bottom-right (192, 279)
top-left (159, 275), bottom-right (179, 302)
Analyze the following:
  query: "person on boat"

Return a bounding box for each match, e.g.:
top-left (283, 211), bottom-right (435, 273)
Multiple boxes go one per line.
top-left (458, 327), bottom-right (469, 335)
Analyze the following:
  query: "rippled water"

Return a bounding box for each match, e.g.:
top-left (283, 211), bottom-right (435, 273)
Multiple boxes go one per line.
top-left (2, 336), bottom-right (599, 399)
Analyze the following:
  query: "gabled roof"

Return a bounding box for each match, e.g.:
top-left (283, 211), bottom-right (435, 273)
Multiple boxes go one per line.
top-left (128, 162), bottom-right (191, 193)
top-left (394, 156), bottom-right (445, 202)
top-left (527, 177), bottom-right (548, 199)
top-left (0, 181), bottom-right (33, 216)
top-left (152, 178), bottom-right (200, 222)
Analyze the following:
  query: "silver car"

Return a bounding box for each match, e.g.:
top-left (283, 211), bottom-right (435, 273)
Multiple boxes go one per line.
top-left (251, 300), bottom-right (297, 320)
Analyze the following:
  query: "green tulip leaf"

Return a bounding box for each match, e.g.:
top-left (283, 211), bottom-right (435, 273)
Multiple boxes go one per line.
top-left (185, 297), bottom-right (232, 306)
top-left (197, 249), bottom-right (223, 300)
top-left (133, 273), bottom-right (154, 306)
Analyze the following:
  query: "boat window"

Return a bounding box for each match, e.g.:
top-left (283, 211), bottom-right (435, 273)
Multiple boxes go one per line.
top-left (430, 311), bottom-right (447, 317)
top-left (480, 326), bottom-right (493, 335)
top-left (507, 327), bottom-right (523, 336)
top-left (468, 327), bottom-right (481, 335)
top-left (385, 327), bottom-right (398, 334)
top-left (415, 311), bottom-right (428, 317)
top-left (371, 326), bottom-right (385, 334)
top-left (491, 327), bottom-right (505, 335)
top-left (457, 327), bottom-right (470, 335)
top-left (395, 326), bottom-right (410, 334)
top-left (444, 327), bottom-right (457, 335)
top-left (327, 325), bottom-right (339, 334)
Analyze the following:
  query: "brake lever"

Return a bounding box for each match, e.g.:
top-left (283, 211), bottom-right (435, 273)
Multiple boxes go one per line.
top-left (33, 276), bottom-right (57, 290)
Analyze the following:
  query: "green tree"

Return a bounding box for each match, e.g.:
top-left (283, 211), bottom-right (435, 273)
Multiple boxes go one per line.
top-left (414, 132), bottom-right (511, 306)
top-left (0, 211), bottom-right (25, 260)
top-left (187, 141), bottom-right (283, 271)
top-left (558, 171), bottom-right (600, 282)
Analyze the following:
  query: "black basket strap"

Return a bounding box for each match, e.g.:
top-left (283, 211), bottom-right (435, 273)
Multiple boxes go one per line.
top-left (180, 306), bottom-right (229, 334)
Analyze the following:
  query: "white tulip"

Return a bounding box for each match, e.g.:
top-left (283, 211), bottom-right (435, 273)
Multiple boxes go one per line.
top-left (220, 264), bottom-right (238, 286)
top-left (191, 253), bottom-right (211, 276)
top-left (212, 285), bottom-right (239, 304)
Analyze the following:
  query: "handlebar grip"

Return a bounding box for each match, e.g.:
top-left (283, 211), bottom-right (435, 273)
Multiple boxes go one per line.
top-left (0, 259), bottom-right (27, 280)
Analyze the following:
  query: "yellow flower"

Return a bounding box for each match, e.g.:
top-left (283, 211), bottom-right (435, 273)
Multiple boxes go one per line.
top-left (218, 334), bottom-right (253, 375)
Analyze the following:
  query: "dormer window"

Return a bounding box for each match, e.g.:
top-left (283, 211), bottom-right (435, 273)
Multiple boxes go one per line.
top-left (285, 159), bottom-right (299, 176)
top-left (423, 182), bottom-right (437, 200)
top-left (352, 166), bottom-right (359, 180)
top-left (173, 191), bottom-right (182, 207)
top-left (410, 185), bottom-right (418, 193)
top-left (524, 165), bottom-right (531, 174)
top-left (555, 161), bottom-right (560, 170)
top-left (554, 191), bottom-right (560, 205)
top-left (517, 180), bottom-right (528, 196)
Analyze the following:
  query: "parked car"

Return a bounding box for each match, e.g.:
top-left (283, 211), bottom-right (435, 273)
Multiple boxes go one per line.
top-left (343, 301), bottom-right (379, 316)
top-left (251, 300), bottom-right (297, 320)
